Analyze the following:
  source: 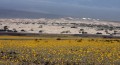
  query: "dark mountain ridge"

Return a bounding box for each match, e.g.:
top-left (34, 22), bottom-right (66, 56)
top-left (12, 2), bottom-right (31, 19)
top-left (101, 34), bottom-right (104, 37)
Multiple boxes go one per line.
top-left (0, 9), bottom-right (63, 19)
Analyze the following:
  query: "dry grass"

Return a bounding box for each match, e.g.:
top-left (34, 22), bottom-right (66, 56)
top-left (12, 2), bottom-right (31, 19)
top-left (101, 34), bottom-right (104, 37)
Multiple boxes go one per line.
top-left (0, 37), bottom-right (120, 65)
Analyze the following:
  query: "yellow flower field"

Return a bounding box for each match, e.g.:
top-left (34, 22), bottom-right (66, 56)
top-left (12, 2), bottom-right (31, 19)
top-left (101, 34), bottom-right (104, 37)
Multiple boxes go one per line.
top-left (0, 37), bottom-right (120, 65)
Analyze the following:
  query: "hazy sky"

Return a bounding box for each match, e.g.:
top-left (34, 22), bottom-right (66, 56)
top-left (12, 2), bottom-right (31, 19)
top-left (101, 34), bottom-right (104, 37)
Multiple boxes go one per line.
top-left (0, 0), bottom-right (120, 20)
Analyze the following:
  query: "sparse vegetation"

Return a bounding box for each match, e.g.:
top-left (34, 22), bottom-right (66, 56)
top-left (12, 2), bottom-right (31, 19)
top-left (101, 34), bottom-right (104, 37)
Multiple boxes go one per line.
top-left (39, 30), bottom-right (43, 33)
top-left (61, 30), bottom-right (71, 34)
top-left (0, 19), bottom-right (120, 36)
top-left (13, 29), bottom-right (17, 32)
top-left (38, 25), bottom-right (43, 28)
top-left (21, 29), bottom-right (25, 32)
top-left (4, 26), bottom-right (9, 31)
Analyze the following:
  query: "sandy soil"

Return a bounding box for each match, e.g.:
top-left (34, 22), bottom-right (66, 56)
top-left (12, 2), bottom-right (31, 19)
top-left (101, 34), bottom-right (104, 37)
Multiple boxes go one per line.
top-left (0, 18), bottom-right (120, 36)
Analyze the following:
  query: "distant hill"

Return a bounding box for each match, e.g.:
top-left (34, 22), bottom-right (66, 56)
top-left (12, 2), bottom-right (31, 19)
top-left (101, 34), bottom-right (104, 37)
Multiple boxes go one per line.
top-left (0, 9), bottom-right (62, 19)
